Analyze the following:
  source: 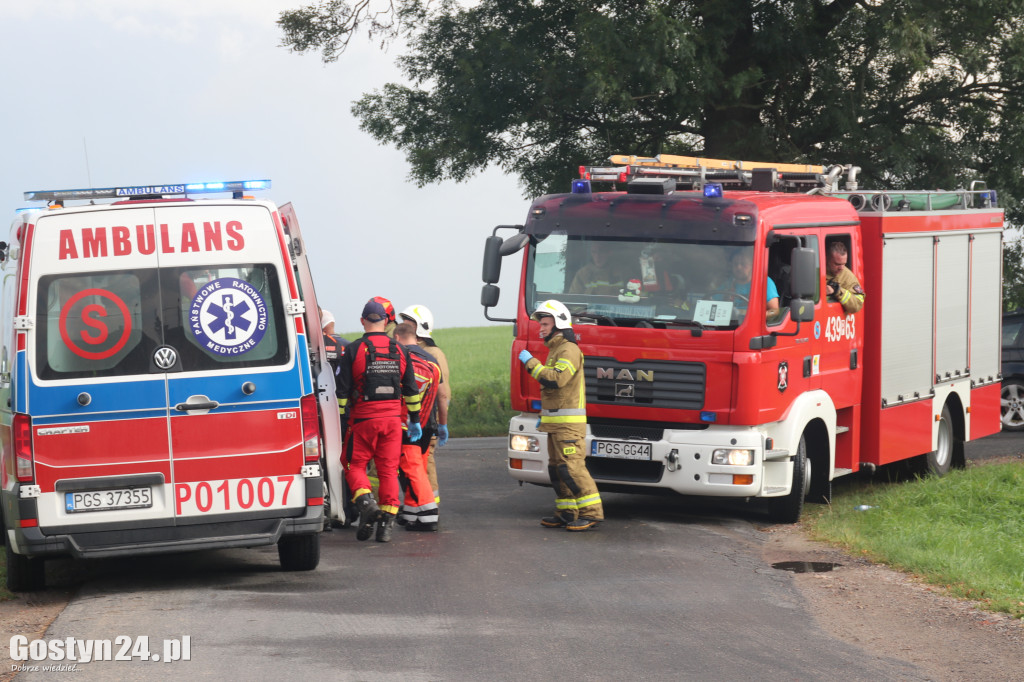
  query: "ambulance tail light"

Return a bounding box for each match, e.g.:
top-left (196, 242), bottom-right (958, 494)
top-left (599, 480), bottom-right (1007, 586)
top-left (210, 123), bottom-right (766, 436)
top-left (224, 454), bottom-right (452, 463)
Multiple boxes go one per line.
top-left (13, 413), bottom-right (34, 482)
top-left (300, 394), bottom-right (320, 462)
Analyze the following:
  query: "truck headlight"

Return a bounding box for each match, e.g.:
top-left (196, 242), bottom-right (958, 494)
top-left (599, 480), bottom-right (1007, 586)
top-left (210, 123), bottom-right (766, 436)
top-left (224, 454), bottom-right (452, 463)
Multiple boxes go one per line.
top-left (510, 434), bottom-right (540, 453)
top-left (711, 448), bottom-right (754, 466)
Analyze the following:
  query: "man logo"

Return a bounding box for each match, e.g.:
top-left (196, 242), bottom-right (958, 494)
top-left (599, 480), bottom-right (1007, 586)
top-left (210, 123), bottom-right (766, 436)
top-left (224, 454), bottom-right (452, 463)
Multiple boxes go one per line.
top-left (153, 346), bottom-right (178, 370)
top-left (596, 367), bottom-right (655, 382)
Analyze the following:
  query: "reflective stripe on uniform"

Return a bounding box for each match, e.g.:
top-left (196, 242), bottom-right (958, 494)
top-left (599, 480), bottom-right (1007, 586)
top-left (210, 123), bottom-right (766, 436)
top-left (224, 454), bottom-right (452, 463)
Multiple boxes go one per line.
top-left (530, 363), bottom-right (545, 380)
top-left (338, 397), bottom-right (348, 416)
top-left (553, 358), bottom-right (576, 375)
top-left (541, 408), bottom-right (586, 417)
top-left (577, 493), bottom-right (602, 509)
top-left (541, 414), bottom-right (587, 424)
top-left (555, 497), bottom-right (578, 511)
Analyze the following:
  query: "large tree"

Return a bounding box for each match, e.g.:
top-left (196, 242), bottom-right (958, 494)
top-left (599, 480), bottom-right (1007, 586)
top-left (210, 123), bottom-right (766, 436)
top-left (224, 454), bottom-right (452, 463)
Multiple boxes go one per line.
top-left (280, 1), bottom-right (1024, 304)
top-left (280, 1), bottom-right (1024, 205)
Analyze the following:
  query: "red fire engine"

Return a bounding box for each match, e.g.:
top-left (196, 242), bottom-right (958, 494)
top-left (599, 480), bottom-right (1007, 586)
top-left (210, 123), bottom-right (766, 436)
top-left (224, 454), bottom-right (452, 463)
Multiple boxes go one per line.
top-left (481, 155), bottom-right (1003, 522)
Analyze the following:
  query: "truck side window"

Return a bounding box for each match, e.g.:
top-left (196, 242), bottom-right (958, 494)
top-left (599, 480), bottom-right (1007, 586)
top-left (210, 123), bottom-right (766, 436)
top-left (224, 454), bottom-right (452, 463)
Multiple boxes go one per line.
top-left (767, 234), bottom-right (820, 327)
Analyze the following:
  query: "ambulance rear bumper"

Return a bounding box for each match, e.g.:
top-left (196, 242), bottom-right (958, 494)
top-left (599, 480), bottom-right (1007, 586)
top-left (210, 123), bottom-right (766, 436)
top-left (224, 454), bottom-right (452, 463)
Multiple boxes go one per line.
top-left (5, 495), bottom-right (322, 560)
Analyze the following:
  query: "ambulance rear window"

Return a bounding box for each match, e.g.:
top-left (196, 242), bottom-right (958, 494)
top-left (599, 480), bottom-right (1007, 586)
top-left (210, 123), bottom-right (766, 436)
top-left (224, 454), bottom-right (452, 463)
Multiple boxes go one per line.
top-left (35, 264), bottom-right (289, 379)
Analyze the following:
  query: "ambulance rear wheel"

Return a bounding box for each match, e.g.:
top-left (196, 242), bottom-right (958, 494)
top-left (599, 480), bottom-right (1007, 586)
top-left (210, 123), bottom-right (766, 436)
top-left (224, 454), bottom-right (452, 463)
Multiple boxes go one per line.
top-left (278, 533), bottom-right (320, 571)
top-left (768, 435), bottom-right (809, 524)
top-left (4, 538), bottom-right (45, 592)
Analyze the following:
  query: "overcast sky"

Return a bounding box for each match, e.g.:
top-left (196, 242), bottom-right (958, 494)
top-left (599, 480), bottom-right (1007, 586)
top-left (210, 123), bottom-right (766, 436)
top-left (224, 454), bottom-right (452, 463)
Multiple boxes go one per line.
top-left (0, 1), bottom-right (525, 331)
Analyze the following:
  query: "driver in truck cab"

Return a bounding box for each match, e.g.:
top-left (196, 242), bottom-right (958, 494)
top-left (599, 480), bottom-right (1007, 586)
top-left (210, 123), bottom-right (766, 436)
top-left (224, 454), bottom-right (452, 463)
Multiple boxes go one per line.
top-left (716, 249), bottom-right (780, 318)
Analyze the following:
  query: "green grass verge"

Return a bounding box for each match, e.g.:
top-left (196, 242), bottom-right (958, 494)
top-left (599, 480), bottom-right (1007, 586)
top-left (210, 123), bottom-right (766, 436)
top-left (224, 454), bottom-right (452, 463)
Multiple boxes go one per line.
top-left (804, 462), bottom-right (1024, 620)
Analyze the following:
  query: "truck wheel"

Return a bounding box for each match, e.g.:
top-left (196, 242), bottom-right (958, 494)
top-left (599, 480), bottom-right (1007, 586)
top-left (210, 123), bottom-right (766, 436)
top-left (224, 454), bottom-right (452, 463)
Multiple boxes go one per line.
top-left (1000, 380), bottom-right (1024, 432)
top-left (920, 404), bottom-right (955, 477)
top-left (278, 533), bottom-right (320, 571)
top-left (768, 435), bottom-right (809, 524)
top-left (5, 538), bottom-right (45, 592)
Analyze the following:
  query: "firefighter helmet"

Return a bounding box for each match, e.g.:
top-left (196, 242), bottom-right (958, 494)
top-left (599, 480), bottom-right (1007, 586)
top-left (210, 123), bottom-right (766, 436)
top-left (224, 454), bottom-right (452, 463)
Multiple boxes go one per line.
top-left (531, 300), bottom-right (573, 330)
top-left (400, 304), bottom-right (434, 339)
top-left (371, 296), bottom-right (397, 324)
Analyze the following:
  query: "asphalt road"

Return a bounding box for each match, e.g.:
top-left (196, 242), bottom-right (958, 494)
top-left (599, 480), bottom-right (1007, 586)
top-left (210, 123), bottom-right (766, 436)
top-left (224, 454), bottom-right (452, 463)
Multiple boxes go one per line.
top-left (21, 432), bottom-right (1016, 681)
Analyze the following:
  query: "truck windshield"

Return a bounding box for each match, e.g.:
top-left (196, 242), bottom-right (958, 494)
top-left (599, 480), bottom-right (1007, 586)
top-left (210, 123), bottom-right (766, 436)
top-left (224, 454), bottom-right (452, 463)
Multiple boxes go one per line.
top-left (527, 235), bottom-right (757, 329)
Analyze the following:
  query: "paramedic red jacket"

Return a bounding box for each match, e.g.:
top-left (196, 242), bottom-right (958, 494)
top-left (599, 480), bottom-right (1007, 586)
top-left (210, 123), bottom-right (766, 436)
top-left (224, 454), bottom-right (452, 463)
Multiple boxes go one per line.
top-left (336, 331), bottom-right (422, 424)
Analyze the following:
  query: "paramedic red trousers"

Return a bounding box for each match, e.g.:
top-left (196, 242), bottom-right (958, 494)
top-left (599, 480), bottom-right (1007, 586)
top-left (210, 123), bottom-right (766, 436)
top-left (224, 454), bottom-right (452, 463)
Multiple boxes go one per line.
top-left (399, 443), bottom-right (439, 525)
top-left (346, 418), bottom-right (402, 514)
top-left (544, 424), bottom-right (603, 521)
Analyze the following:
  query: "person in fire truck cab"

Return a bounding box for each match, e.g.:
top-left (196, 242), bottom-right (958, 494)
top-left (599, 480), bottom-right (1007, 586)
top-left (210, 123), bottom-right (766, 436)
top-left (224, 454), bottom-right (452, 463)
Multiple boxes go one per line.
top-left (569, 241), bottom-right (629, 295)
top-left (336, 299), bottom-right (423, 543)
top-left (717, 249), bottom-right (780, 317)
top-left (518, 300), bottom-right (604, 531)
top-left (825, 241), bottom-right (865, 313)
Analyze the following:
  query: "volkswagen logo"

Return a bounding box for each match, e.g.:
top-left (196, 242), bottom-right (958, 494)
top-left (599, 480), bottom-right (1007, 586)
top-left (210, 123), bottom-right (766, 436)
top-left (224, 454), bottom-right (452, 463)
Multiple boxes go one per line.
top-left (153, 346), bottom-right (178, 370)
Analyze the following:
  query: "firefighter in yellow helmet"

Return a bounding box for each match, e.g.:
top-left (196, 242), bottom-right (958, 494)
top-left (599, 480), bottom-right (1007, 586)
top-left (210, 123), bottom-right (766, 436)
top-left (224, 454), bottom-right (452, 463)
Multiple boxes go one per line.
top-left (518, 300), bottom-right (604, 531)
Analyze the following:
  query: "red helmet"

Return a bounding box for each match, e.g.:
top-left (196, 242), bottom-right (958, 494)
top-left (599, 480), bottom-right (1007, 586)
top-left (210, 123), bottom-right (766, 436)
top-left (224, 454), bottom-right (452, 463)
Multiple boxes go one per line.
top-left (370, 296), bottom-right (396, 324)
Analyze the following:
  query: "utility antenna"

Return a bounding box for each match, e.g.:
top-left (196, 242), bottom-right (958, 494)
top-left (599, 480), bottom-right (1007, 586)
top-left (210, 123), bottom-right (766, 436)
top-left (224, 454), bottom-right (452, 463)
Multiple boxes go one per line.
top-left (83, 137), bottom-right (93, 186)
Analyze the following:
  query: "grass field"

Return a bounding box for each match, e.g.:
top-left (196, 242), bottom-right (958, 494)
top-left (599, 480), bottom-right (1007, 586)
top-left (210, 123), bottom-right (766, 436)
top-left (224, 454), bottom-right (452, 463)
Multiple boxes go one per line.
top-left (804, 461), bottom-right (1024, 620)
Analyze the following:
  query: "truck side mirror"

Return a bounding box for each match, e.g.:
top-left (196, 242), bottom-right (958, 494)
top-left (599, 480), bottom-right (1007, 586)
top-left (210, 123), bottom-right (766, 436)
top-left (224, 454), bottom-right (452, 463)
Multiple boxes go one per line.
top-left (482, 236), bottom-right (503, 284)
top-left (481, 284), bottom-right (500, 308)
top-left (789, 247), bottom-right (817, 298)
top-left (789, 297), bottom-right (815, 322)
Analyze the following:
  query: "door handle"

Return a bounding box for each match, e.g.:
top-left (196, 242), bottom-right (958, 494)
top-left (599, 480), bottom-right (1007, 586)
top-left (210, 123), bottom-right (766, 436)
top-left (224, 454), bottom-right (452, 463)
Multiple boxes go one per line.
top-left (175, 395), bottom-right (220, 412)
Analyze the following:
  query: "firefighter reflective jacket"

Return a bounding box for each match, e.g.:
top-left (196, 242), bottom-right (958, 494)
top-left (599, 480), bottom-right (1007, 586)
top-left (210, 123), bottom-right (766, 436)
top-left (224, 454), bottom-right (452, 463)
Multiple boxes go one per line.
top-left (336, 332), bottom-right (421, 422)
top-left (522, 333), bottom-right (586, 427)
top-left (404, 345), bottom-right (442, 432)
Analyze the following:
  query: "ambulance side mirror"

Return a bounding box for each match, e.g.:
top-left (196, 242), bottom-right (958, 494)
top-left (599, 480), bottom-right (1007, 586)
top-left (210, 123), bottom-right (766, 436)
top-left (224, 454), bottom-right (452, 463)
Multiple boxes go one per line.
top-left (789, 247), bottom-right (816, 298)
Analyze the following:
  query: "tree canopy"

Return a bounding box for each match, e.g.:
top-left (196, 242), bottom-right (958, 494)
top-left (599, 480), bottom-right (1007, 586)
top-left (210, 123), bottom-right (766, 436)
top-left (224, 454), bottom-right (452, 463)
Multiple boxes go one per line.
top-left (279, 0), bottom-right (1024, 305)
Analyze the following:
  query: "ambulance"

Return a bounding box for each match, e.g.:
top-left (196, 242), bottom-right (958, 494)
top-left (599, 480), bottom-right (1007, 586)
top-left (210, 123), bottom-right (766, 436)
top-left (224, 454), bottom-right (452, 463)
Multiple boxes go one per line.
top-left (1, 180), bottom-right (339, 591)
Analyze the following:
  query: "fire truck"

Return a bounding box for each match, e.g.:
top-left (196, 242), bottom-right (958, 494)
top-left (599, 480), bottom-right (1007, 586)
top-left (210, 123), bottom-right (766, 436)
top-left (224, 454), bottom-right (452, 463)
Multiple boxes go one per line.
top-left (481, 155), bottom-right (1003, 522)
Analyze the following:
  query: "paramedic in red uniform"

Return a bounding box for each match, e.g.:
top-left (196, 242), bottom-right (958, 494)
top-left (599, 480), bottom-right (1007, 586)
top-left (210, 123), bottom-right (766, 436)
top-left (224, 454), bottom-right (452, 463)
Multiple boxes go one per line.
top-left (518, 300), bottom-right (604, 531)
top-left (336, 299), bottom-right (423, 543)
top-left (394, 322), bottom-right (446, 531)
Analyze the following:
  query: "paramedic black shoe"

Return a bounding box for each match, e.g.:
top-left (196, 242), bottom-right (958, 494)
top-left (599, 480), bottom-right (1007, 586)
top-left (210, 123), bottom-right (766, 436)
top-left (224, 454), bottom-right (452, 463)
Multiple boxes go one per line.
top-left (540, 514), bottom-right (571, 528)
top-left (376, 513), bottom-right (397, 543)
top-left (404, 520), bottom-right (438, 532)
top-left (566, 518), bottom-right (601, 532)
top-left (354, 494), bottom-right (381, 542)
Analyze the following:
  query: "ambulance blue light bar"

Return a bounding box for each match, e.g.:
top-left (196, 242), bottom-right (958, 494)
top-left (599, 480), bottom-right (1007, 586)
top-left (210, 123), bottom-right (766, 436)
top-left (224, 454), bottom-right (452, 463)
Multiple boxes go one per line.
top-left (23, 179), bottom-right (271, 202)
top-left (703, 183), bottom-right (723, 198)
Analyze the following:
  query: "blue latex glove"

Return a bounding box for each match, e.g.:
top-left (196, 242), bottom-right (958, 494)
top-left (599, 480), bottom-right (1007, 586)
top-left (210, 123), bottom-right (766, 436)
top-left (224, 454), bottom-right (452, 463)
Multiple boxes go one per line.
top-left (536, 418), bottom-right (542, 429)
top-left (408, 422), bottom-right (423, 443)
top-left (518, 349), bottom-right (534, 364)
top-left (437, 424), bottom-right (449, 447)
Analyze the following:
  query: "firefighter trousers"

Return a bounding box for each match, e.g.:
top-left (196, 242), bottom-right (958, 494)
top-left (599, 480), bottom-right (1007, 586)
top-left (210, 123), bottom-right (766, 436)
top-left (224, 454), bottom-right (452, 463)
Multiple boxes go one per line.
top-left (399, 443), bottom-right (439, 525)
top-left (543, 424), bottom-right (603, 521)
top-left (346, 418), bottom-right (402, 514)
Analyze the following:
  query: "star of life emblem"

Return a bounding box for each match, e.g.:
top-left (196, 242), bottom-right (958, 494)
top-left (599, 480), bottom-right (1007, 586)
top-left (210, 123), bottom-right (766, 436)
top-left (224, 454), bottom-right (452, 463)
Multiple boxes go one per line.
top-left (190, 277), bottom-right (268, 356)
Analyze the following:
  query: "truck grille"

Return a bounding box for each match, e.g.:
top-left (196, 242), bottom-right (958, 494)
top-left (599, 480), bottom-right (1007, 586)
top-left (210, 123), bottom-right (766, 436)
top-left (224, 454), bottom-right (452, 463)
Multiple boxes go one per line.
top-left (585, 357), bottom-right (705, 411)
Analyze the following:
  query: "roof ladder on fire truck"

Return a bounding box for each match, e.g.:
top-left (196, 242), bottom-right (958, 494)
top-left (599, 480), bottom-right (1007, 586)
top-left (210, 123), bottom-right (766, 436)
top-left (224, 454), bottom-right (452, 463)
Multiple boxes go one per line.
top-left (579, 154), bottom-right (829, 193)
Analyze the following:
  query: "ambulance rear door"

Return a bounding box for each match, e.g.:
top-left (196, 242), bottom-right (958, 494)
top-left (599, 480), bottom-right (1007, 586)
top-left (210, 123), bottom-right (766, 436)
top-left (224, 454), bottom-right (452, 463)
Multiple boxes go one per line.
top-left (154, 202), bottom-right (311, 525)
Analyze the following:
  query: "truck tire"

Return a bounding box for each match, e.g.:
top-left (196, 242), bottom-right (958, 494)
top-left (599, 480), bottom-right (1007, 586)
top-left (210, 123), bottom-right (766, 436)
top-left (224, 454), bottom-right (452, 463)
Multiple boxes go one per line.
top-left (1000, 380), bottom-right (1024, 432)
top-left (277, 533), bottom-right (320, 572)
top-left (919, 404), bottom-right (955, 477)
top-left (768, 435), bottom-right (809, 524)
top-left (5, 538), bottom-right (45, 592)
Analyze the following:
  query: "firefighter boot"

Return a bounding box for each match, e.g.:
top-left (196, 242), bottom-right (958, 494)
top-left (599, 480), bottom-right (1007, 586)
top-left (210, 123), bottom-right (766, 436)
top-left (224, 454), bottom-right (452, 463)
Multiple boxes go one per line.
top-left (354, 493), bottom-right (381, 542)
top-left (376, 512), bottom-right (397, 543)
top-left (566, 518), bottom-right (601, 532)
top-left (540, 513), bottom-right (573, 528)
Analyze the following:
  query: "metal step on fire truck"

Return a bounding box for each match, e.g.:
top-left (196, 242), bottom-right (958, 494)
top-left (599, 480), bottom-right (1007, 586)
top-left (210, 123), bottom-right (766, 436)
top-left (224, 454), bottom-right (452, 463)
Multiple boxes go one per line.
top-left (481, 154), bottom-right (1003, 522)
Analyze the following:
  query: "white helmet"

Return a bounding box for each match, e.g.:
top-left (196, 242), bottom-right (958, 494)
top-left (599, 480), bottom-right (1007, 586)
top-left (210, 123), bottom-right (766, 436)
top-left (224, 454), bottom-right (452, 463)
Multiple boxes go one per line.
top-left (400, 304), bottom-right (434, 338)
top-left (531, 300), bottom-right (573, 330)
